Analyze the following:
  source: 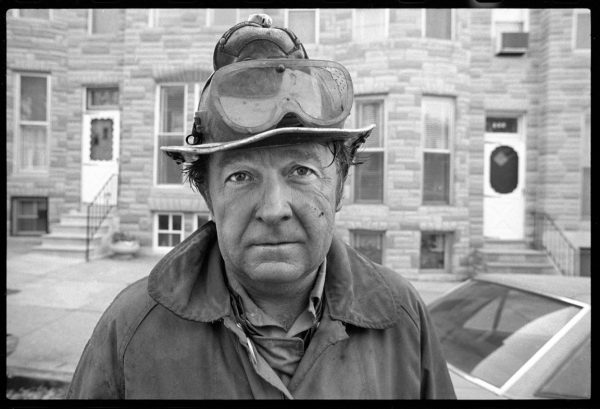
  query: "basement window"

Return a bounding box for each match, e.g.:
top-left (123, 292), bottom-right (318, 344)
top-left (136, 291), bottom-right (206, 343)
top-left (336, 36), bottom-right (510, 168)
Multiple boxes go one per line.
top-left (11, 197), bottom-right (48, 236)
top-left (420, 232), bottom-right (452, 273)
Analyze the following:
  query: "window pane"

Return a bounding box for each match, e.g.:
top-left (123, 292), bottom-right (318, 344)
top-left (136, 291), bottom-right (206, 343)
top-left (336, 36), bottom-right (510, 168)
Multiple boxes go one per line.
top-left (20, 9), bottom-right (49, 19)
top-left (425, 9), bottom-right (451, 39)
top-left (158, 214), bottom-right (169, 230)
top-left (157, 134), bottom-right (183, 184)
top-left (288, 10), bottom-right (316, 43)
top-left (352, 231), bottom-right (383, 264)
top-left (20, 125), bottom-right (47, 170)
top-left (354, 9), bottom-right (386, 42)
top-left (20, 76), bottom-right (47, 121)
top-left (430, 281), bottom-right (581, 388)
top-left (355, 152), bottom-right (383, 202)
top-left (160, 86), bottom-right (185, 133)
top-left (158, 233), bottom-right (170, 246)
top-left (87, 88), bottom-right (119, 109)
top-left (358, 102), bottom-right (382, 148)
top-left (172, 215), bottom-right (182, 231)
top-left (575, 12), bottom-right (591, 49)
top-left (13, 198), bottom-right (48, 234)
top-left (423, 99), bottom-right (452, 149)
top-left (18, 200), bottom-right (36, 216)
top-left (170, 234), bottom-right (181, 246)
top-left (92, 9), bottom-right (121, 34)
top-left (490, 146), bottom-right (519, 194)
top-left (495, 21), bottom-right (524, 34)
top-left (89, 118), bottom-right (114, 161)
top-left (423, 152), bottom-right (449, 203)
top-left (212, 9), bottom-right (238, 26)
top-left (420, 232), bottom-right (445, 269)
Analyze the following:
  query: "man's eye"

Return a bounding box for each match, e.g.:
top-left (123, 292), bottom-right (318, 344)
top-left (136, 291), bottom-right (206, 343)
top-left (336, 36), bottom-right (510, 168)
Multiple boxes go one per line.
top-left (291, 166), bottom-right (316, 177)
top-left (226, 172), bottom-right (252, 183)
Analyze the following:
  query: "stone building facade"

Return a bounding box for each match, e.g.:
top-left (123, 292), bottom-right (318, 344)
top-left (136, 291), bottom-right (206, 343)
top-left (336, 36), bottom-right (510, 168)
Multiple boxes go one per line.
top-left (6, 8), bottom-right (591, 278)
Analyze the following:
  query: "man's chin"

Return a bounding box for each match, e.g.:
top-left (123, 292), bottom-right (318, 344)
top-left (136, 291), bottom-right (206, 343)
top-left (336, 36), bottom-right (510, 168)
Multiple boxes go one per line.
top-left (246, 262), bottom-right (310, 284)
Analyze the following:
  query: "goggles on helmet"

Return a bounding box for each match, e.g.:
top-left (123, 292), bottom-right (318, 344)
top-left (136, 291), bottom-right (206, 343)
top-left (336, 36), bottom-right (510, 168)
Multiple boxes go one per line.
top-left (197, 58), bottom-right (354, 135)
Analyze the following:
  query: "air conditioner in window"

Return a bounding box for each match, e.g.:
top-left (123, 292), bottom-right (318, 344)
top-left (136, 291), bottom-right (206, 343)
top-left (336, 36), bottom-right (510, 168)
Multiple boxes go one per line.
top-left (496, 31), bottom-right (529, 55)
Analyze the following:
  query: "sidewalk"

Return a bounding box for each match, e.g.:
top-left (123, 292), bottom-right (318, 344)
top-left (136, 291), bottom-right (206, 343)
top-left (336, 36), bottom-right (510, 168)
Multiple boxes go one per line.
top-left (6, 237), bottom-right (460, 384)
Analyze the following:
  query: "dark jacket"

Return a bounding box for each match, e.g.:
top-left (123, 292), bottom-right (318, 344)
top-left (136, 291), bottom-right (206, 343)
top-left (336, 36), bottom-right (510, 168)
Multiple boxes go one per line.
top-left (67, 222), bottom-right (456, 399)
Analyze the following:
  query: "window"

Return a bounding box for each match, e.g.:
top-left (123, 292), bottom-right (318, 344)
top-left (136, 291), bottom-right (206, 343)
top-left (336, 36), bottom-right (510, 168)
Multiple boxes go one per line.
top-left (156, 213), bottom-right (184, 248)
top-left (491, 9), bottom-right (529, 55)
top-left (207, 9), bottom-right (239, 27)
top-left (424, 9), bottom-right (452, 40)
top-left (156, 85), bottom-right (186, 185)
top-left (353, 9), bottom-right (388, 43)
top-left (17, 9), bottom-right (50, 19)
top-left (420, 232), bottom-right (451, 271)
top-left (286, 9), bottom-right (318, 44)
top-left (16, 74), bottom-right (50, 172)
top-left (11, 197), bottom-right (48, 236)
top-left (89, 9), bottom-right (121, 34)
top-left (353, 98), bottom-right (385, 203)
top-left (422, 97), bottom-right (454, 204)
top-left (430, 281), bottom-right (582, 389)
top-left (194, 214), bottom-right (211, 231)
top-left (351, 230), bottom-right (384, 264)
top-left (573, 9), bottom-right (591, 50)
top-left (86, 87), bottom-right (119, 110)
top-left (581, 110), bottom-right (590, 218)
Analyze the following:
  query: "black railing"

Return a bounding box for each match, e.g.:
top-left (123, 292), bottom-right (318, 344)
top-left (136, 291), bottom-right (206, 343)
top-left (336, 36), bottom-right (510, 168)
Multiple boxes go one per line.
top-left (531, 210), bottom-right (580, 276)
top-left (86, 174), bottom-right (117, 262)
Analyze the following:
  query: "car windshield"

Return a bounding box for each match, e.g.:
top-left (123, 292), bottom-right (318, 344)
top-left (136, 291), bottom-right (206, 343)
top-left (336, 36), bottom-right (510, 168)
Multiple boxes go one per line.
top-left (429, 280), bottom-right (581, 388)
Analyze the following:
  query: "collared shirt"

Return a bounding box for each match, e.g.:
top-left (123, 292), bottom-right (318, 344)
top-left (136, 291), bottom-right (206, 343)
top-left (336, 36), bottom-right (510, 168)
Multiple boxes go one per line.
top-left (226, 262), bottom-right (326, 386)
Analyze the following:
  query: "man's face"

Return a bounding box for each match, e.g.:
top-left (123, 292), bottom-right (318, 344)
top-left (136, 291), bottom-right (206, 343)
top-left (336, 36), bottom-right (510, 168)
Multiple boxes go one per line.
top-left (206, 142), bottom-right (339, 291)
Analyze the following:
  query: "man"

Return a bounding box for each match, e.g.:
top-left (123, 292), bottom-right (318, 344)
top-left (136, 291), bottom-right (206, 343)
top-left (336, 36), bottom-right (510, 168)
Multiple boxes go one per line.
top-left (67, 14), bottom-right (455, 399)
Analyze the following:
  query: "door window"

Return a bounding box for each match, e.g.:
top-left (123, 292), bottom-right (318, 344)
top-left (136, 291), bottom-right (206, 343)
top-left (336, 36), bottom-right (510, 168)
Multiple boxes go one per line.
top-left (490, 146), bottom-right (519, 194)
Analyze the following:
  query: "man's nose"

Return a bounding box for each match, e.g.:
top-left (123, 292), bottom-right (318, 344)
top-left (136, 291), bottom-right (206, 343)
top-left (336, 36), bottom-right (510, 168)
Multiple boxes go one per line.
top-left (255, 177), bottom-right (292, 224)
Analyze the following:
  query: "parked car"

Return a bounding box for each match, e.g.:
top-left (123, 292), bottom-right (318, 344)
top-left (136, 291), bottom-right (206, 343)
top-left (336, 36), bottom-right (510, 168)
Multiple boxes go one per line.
top-left (428, 273), bottom-right (590, 399)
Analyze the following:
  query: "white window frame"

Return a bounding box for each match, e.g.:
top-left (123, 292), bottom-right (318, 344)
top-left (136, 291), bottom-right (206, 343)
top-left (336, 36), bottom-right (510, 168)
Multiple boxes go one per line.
top-left (421, 96), bottom-right (455, 206)
top-left (206, 9), bottom-right (240, 27)
top-left (419, 231), bottom-right (453, 273)
top-left (350, 229), bottom-right (385, 265)
top-left (352, 9), bottom-right (389, 43)
top-left (352, 96), bottom-right (387, 204)
top-left (154, 83), bottom-right (188, 187)
top-left (284, 9), bottom-right (319, 45)
top-left (153, 212), bottom-right (185, 253)
top-left (580, 109), bottom-right (590, 219)
top-left (14, 72), bottom-right (51, 174)
top-left (491, 9), bottom-right (530, 41)
top-left (421, 9), bottom-right (455, 40)
top-left (572, 9), bottom-right (591, 52)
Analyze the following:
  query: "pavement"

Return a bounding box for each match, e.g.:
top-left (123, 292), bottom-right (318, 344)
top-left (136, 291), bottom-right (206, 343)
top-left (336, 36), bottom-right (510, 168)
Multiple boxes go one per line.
top-left (6, 236), bottom-right (461, 385)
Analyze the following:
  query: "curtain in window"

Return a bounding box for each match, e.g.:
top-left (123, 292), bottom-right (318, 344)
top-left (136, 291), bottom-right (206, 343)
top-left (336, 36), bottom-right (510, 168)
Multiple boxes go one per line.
top-left (576, 12), bottom-right (591, 49)
top-left (423, 100), bottom-right (451, 150)
top-left (359, 102), bottom-right (382, 148)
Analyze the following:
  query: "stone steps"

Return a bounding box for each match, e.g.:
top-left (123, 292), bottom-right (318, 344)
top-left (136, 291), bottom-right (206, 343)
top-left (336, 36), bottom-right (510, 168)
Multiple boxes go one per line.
top-left (477, 239), bottom-right (559, 275)
top-left (30, 210), bottom-right (114, 260)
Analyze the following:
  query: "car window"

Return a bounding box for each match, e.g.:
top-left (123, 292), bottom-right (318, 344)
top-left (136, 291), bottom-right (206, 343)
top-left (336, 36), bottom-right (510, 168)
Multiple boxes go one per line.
top-left (429, 281), bottom-right (581, 388)
top-left (536, 338), bottom-right (590, 399)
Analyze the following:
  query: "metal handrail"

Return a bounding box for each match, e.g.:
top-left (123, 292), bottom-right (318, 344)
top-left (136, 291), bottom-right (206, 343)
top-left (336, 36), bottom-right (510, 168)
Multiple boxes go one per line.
top-left (531, 210), bottom-right (580, 276)
top-left (86, 174), bottom-right (117, 262)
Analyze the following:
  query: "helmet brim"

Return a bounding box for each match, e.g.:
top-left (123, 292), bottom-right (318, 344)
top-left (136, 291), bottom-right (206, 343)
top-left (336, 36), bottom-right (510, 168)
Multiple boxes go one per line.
top-left (161, 124), bottom-right (375, 164)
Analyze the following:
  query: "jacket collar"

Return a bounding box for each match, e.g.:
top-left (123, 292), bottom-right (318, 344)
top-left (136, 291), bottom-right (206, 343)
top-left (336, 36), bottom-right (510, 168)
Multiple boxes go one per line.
top-left (148, 221), bottom-right (400, 329)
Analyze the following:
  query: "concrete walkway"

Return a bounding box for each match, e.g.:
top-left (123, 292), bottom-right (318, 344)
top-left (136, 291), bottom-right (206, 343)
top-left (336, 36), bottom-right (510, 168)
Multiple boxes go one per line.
top-left (6, 236), bottom-right (460, 384)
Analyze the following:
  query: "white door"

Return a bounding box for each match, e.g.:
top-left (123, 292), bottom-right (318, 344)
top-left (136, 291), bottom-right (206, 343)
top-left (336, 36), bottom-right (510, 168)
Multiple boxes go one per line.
top-left (483, 130), bottom-right (525, 240)
top-left (81, 111), bottom-right (119, 205)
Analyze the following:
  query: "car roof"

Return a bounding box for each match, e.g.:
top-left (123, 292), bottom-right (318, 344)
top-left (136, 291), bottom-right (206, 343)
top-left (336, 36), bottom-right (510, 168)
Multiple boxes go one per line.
top-left (474, 273), bottom-right (590, 304)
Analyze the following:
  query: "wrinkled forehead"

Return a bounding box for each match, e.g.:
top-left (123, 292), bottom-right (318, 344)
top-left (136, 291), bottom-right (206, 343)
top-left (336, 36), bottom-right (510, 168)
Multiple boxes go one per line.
top-left (209, 142), bottom-right (334, 170)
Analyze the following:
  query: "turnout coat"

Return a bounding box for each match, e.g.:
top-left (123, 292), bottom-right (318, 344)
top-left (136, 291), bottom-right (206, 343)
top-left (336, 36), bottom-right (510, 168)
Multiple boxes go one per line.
top-left (67, 222), bottom-right (455, 399)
